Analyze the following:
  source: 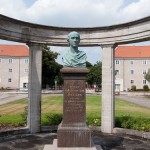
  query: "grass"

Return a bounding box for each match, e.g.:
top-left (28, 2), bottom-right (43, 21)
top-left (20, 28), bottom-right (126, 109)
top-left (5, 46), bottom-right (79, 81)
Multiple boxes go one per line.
top-left (115, 97), bottom-right (150, 118)
top-left (0, 95), bottom-right (150, 131)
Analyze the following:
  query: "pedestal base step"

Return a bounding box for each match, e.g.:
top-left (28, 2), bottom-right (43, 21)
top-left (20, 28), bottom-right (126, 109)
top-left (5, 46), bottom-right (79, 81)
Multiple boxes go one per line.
top-left (43, 139), bottom-right (102, 150)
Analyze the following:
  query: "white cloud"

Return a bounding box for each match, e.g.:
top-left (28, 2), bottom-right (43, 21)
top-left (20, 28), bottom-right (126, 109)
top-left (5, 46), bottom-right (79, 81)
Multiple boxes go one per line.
top-left (0, 0), bottom-right (149, 26)
top-left (0, 0), bottom-right (150, 64)
top-left (0, 0), bottom-right (26, 20)
top-left (24, 0), bottom-right (124, 26)
top-left (118, 0), bottom-right (150, 23)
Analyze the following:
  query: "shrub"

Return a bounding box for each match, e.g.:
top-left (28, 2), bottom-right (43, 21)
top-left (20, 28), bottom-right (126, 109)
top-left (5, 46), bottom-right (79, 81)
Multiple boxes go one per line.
top-left (0, 87), bottom-right (4, 90)
top-left (44, 113), bottom-right (62, 125)
top-left (143, 85), bottom-right (149, 91)
top-left (86, 114), bottom-right (101, 126)
top-left (131, 85), bottom-right (136, 91)
top-left (115, 115), bottom-right (150, 132)
top-left (21, 106), bottom-right (28, 125)
top-left (136, 89), bottom-right (144, 91)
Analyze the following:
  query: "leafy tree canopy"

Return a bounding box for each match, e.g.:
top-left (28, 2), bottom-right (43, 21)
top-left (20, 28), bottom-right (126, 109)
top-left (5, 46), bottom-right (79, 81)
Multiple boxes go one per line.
top-left (42, 45), bottom-right (63, 88)
top-left (144, 68), bottom-right (150, 83)
top-left (86, 61), bottom-right (102, 87)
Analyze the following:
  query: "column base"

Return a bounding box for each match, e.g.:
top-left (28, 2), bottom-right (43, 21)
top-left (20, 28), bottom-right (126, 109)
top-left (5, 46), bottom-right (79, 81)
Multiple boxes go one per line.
top-left (57, 123), bottom-right (91, 147)
top-left (43, 139), bottom-right (102, 150)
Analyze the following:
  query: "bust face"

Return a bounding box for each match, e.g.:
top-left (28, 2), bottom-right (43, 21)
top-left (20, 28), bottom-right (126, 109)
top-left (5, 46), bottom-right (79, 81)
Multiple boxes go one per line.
top-left (68, 32), bottom-right (80, 48)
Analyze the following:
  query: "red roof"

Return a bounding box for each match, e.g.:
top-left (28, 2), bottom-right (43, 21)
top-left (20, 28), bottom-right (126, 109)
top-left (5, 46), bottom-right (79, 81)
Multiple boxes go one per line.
top-left (115, 46), bottom-right (150, 58)
top-left (0, 44), bottom-right (29, 57)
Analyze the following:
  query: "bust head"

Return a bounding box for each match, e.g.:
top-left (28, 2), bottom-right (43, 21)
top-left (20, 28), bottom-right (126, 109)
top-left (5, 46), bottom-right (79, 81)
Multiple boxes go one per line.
top-left (68, 31), bottom-right (80, 48)
top-left (62, 31), bottom-right (86, 67)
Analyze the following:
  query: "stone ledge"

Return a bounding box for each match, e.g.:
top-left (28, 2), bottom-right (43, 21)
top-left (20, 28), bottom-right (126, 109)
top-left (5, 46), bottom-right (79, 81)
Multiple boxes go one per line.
top-left (113, 127), bottom-right (150, 140)
top-left (41, 126), bottom-right (150, 140)
top-left (43, 139), bottom-right (102, 150)
top-left (0, 126), bottom-right (149, 141)
top-left (60, 67), bottom-right (89, 74)
top-left (0, 127), bottom-right (30, 142)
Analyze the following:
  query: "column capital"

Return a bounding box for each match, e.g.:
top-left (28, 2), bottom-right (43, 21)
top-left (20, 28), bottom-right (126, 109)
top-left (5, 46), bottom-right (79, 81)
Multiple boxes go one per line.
top-left (26, 42), bottom-right (44, 47)
top-left (100, 43), bottom-right (118, 49)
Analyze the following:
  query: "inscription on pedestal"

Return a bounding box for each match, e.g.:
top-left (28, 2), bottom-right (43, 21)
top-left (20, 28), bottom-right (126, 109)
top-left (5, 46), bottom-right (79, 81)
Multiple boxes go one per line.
top-left (63, 80), bottom-right (85, 124)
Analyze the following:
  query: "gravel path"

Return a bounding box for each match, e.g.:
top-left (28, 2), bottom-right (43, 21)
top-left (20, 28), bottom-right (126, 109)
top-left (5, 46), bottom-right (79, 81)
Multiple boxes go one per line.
top-left (116, 95), bottom-right (150, 109)
top-left (0, 92), bottom-right (150, 109)
top-left (0, 93), bottom-right (28, 105)
top-left (0, 131), bottom-right (150, 150)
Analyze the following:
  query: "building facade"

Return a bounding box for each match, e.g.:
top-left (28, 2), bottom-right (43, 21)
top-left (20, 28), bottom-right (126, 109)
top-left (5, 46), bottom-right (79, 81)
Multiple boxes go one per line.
top-left (115, 46), bottom-right (150, 91)
top-left (0, 45), bottom-right (29, 89)
top-left (0, 45), bottom-right (150, 91)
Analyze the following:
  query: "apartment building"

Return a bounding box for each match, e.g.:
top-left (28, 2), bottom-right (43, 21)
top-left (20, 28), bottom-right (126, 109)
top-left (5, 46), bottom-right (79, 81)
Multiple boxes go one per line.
top-left (0, 45), bottom-right (29, 89)
top-left (115, 46), bottom-right (150, 91)
top-left (0, 44), bottom-right (150, 91)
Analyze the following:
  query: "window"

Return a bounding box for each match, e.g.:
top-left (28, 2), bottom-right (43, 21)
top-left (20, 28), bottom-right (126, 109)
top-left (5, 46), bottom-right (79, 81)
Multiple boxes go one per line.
top-left (143, 70), bottom-right (147, 74)
top-left (130, 60), bottom-right (134, 64)
top-left (9, 68), bottom-right (13, 72)
top-left (115, 70), bottom-right (119, 75)
top-left (8, 78), bottom-right (12, 82)
top-left (130, 80), bottom-right (134, 84)
top-left (115, 60), bottom-right (120, 64)
top-left (143, 80), bottom-right (146, 84)
top-left (0, 58), bottom-right (2, 63)
top-left (25, 59), bottom-right (29, 64)
top-left (115, 84), bottom-right (120, 91)
top-left (23, 83), bottom-right (28, 88)
top-left (143, 60), bottom-right (147, 65)
top-left (8, 58), bottom-right (13, 63)
top-left (25, 68), bottom-right (29, 73)
top-left (130, 70), bottom-right (134, 74)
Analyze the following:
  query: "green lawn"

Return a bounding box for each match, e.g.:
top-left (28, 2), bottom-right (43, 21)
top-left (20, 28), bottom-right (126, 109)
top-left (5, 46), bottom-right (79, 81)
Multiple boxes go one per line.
top-left (0, 95), bottom-right (150, 131)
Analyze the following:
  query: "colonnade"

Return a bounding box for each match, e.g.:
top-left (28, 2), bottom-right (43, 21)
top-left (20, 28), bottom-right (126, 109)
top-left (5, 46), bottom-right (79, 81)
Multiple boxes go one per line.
top-left (0, 14), bottom-right (150, 134)
top-left (27, 43), bottom-right (116, 133)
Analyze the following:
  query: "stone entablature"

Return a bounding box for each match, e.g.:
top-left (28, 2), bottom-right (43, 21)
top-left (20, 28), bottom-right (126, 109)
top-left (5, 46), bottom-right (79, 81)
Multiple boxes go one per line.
top-left (0, 14), bottom-right (150, 46)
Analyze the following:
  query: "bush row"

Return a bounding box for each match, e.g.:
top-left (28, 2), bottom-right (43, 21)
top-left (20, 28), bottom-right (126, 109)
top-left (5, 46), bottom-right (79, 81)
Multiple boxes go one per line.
top-left (1, 113), bottom-right (149, 132)
top-left (131, 85), bottom-right (149, 91)
top-left (41, 113), bottom-right (150, 132)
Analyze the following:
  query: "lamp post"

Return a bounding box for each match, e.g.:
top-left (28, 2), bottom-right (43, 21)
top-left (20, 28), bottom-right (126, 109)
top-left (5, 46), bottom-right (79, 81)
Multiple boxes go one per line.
top-left (55, 80), bottom-right (57, 90)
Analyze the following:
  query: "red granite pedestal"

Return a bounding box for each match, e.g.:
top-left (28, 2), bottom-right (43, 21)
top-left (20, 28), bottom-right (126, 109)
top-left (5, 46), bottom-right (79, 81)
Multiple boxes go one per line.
top-left (57, 67), bottom-right (91, 147)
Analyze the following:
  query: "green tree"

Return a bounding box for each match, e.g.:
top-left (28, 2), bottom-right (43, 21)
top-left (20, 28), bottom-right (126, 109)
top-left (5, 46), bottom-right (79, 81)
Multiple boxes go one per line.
top-left (86, 61), bottom-right (93, 68)
top-left (42, 45), bottom-right (63, 88)
top-left (144, 69), bottom-right (150, 83)
top-left (86, 61), bottom-right (102, 87)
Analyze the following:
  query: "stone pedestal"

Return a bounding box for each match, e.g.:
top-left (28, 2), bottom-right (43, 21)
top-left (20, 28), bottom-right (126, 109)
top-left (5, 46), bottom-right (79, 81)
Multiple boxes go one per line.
top-left (57, 67), bottom-right (91, 147)
top-left (43, 139), bottom-right (101, 150)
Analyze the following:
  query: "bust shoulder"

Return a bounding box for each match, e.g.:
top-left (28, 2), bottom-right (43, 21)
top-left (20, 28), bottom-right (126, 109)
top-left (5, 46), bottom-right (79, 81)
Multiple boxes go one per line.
top-left (62, 49), bottom-right (86, 67)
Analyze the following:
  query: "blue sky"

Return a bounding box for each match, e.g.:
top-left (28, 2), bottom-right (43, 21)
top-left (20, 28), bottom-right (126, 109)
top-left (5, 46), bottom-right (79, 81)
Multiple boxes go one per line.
top-left (0, 0), bottom-right (150, 64)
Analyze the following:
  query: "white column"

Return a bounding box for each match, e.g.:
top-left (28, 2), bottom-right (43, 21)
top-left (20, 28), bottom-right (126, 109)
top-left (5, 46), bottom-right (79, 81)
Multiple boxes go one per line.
top-left (27, 43), bottom-right (43, 133)
top-left (101, 44), bottom-right (115, 133)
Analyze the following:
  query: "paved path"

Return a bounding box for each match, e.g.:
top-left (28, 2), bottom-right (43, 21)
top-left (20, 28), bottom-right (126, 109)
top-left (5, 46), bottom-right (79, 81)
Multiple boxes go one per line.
top-left (116, 95), bottom-right (150, 109)
top-left (0, 93), bottom-right (28, 105)
top-left (0, 132), bottom-right (150, 150)
top-left (0, 92), bottom-right (150, 109)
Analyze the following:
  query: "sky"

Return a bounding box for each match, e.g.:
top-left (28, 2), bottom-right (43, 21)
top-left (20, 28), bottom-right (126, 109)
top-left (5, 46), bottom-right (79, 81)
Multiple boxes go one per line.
top-left (0, 0), bottom-right (150, 64)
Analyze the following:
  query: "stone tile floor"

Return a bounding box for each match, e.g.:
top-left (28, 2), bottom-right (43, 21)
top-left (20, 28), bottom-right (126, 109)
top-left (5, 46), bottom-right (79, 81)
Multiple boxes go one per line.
top-left (0, 131), bottom-right (149, 150)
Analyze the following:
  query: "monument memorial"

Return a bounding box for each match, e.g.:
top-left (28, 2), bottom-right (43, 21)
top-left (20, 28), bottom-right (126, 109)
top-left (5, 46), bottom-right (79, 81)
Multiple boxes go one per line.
top-left (44, 31), bottom-right (100, 149)
top-left (57, 31), bottom-right (93, 147)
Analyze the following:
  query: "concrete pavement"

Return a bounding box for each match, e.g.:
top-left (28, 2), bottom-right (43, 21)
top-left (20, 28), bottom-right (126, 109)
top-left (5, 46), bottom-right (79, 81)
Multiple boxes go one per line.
top-left (0, 91), bottom-right (150, 109)
top-left (0, 93), bottom-right (28, 105)
top-left (116, 95), bottom-right (150, 109)
top-left (0, 131), bottom-right (150, 150)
